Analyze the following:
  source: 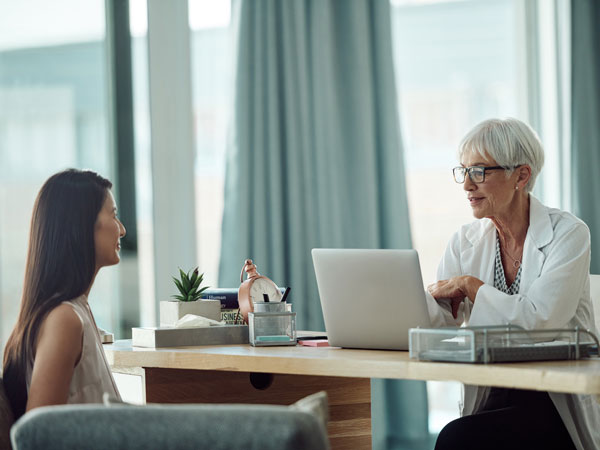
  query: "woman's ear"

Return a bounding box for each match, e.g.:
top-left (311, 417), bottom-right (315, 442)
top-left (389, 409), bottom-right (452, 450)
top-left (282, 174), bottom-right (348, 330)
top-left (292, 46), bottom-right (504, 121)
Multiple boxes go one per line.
top-left (516, 165), bottom-right (531, 189)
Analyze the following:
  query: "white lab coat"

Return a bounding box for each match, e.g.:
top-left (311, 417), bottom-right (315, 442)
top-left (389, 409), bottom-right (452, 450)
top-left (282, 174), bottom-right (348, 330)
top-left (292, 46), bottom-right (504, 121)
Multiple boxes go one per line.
top-left (425, 195), bottom-right (600, 450)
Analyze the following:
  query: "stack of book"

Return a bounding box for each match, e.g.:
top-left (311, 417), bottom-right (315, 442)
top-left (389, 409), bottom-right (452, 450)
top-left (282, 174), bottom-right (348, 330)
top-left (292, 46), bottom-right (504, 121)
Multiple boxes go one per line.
top-left (201, 288), bottom-right (288, 324)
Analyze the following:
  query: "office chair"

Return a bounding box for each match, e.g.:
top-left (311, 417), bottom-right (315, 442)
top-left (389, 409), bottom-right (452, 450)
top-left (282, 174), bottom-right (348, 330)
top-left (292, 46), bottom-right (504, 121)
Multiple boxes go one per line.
top-left (590, 274), bottom-right (600, 333)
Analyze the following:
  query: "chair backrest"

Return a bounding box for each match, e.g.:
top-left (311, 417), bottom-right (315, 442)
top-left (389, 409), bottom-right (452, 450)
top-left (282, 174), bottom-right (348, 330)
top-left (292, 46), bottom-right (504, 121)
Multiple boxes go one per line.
top-left (10, 403), bottom-right (329, 450)
top-left (0, 375), bottom-right (15, 450)
top-left (590, 274), bottom-right (600, 333)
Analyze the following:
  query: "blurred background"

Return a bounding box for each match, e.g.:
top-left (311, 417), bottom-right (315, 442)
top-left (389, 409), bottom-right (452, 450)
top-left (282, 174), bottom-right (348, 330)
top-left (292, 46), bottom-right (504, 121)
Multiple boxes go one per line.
top-left (1, 0), bottom-right (596, 445)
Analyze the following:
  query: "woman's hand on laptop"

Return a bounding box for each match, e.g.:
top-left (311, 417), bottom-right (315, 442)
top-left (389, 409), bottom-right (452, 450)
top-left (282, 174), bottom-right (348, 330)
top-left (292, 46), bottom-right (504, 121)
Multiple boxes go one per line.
top-left (428, 276), bottom-right (484, 318)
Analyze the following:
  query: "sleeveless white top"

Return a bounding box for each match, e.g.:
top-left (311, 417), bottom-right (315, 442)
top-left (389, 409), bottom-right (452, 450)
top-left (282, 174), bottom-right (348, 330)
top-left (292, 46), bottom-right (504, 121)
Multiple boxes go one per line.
top-left (27, 295), bottom-right (121, 404)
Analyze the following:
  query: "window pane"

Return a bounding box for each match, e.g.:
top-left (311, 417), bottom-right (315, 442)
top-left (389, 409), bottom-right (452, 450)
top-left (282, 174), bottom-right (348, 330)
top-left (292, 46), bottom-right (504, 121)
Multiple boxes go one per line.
top-left (129, 0), bottom-right (155, 327)
top-left (0, 0), bottom-right (122, 350)
top-left (188, 0), bottom-right (233, 287)
top-left (390, 0), bottom-right (523, 433)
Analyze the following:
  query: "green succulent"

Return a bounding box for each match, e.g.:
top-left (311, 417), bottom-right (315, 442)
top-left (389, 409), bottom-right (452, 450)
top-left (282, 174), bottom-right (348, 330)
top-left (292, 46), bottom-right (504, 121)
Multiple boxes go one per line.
top-left (172, 267), bottom-right (209, 302)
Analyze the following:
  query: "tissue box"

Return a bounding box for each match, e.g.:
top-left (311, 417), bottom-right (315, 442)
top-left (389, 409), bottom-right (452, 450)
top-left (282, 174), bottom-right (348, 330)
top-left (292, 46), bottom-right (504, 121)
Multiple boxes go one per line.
top-left (132, 325), bottom-right (249, 348)
top-left (159, 299), bottom-right (222, 327)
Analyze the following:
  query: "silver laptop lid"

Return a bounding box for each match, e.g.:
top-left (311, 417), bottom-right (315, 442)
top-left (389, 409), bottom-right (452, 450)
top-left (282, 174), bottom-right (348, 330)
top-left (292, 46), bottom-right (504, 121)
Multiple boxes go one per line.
top-left (312, 248), bottom-right (431, 350)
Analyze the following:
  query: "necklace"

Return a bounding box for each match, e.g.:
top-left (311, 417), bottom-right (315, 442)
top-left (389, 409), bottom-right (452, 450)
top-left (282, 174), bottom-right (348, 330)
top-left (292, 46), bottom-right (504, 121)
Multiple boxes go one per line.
top-left (500, 238), bottom-right (522, 269)
top-left (504, 251), bottom-right (521, 269)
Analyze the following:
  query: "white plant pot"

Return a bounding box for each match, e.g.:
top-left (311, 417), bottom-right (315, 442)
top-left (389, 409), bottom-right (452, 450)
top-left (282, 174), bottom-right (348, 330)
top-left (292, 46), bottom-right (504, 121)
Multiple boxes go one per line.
top-left (159, 299), bottom-right (221, 327)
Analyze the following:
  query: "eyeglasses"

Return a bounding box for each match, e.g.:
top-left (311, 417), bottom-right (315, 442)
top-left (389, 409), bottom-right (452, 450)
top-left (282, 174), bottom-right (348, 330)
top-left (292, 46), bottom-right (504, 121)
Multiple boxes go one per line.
top-left (452, 165), bottom-right (519, 184)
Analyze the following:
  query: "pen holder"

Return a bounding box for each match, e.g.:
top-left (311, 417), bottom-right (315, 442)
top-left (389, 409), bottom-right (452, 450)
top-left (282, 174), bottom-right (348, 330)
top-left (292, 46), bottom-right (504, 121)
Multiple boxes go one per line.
top-left (248, 302), bottom-right (296, 346)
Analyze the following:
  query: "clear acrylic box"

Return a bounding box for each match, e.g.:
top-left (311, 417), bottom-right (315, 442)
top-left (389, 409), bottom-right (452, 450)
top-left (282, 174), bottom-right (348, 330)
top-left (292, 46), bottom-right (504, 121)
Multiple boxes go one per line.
top-left (409, 325), bottom-right (599, 363)
top-left (248, 302), bottom-right (296, 346)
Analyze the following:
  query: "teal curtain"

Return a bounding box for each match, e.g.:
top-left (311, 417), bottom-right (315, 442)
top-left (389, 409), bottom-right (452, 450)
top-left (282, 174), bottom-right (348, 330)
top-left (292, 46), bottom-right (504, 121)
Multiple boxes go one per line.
top-left (219, 1), bottom-right (430, 448)
top-left (571, 0), bottom-right (600, 273)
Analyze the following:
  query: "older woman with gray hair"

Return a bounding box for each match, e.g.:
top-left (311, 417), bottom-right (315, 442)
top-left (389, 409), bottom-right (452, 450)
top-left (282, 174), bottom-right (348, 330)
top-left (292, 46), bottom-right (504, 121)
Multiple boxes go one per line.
top-left (427, 118), bottom-right (598, 450)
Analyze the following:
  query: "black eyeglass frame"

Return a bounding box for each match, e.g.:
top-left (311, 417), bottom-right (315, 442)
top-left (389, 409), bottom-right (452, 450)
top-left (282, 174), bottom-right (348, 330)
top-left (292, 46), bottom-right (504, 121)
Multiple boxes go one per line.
top-left (452, 165), bottom-right (521, 184)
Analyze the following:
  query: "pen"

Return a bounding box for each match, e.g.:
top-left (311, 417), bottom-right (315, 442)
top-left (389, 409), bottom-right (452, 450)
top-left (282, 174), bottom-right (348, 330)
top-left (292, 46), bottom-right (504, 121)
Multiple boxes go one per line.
top-left (281, 287), bottom-right (291, 303)
top-left (263, 293), bottom-right (270, 302)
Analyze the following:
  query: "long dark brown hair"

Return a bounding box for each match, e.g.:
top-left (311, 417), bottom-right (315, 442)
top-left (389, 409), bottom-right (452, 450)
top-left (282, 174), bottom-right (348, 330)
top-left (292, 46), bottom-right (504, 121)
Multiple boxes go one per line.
top-left (3, 169), bottom-right (112, 419)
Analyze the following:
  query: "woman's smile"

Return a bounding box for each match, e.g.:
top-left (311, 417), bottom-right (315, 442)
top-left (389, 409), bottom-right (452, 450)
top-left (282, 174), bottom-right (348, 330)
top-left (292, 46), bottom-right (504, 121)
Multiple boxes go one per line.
top-left (468, 196), bottom-right (485, 206)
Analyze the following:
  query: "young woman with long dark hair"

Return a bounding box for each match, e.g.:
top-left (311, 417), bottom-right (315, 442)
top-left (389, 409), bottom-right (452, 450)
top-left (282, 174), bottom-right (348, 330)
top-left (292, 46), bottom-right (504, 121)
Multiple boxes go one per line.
top-left (3, 169), bottom-right (126, 419)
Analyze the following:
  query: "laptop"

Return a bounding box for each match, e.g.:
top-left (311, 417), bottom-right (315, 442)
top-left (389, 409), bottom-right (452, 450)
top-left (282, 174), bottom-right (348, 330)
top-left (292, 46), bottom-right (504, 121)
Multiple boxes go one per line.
top-left (311, 248), bottom-right (431, 350)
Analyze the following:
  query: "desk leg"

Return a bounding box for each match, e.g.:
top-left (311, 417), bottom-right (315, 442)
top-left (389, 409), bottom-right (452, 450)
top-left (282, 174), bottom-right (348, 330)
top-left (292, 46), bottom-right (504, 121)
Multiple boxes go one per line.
top-left (138, 368), bottom-right (371, 450)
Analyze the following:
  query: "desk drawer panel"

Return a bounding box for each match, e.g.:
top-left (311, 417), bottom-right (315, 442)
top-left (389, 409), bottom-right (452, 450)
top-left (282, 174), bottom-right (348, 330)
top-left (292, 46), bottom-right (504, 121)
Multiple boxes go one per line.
top-left (142, 368), bottom-right (372, 449)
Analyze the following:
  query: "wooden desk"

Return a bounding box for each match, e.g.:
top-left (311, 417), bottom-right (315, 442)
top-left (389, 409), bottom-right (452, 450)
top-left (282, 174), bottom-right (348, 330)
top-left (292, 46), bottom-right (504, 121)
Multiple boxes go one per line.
top-left (105, 340), bottom-right (600, 449)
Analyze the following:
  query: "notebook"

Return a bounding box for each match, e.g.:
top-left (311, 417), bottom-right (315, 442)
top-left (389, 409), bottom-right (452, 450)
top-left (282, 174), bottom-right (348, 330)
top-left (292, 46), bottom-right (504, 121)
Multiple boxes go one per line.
top-left (311, 248), bottom-right (431, 350)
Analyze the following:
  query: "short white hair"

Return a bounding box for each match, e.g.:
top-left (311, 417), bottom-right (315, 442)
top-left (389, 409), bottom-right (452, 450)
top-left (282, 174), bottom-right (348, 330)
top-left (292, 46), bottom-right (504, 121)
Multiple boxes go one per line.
top-left (458, 118), bottom-right (545, 193)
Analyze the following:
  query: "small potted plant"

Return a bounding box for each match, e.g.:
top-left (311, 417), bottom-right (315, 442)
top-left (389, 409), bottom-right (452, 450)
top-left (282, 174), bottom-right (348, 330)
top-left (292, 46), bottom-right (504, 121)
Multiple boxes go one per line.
top-left (159, 268), bottom-right (222, 327)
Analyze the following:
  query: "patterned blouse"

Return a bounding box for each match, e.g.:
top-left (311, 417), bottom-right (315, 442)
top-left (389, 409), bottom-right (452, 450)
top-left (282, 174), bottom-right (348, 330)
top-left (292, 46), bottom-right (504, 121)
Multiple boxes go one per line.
top-left (493, 236), bottom-right (522, 294)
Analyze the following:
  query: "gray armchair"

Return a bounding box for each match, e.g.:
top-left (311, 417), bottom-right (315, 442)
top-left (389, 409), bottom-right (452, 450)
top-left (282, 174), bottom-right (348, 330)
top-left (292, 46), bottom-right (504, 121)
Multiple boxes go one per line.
top-left (10, 403), bottom-right (329, 450)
